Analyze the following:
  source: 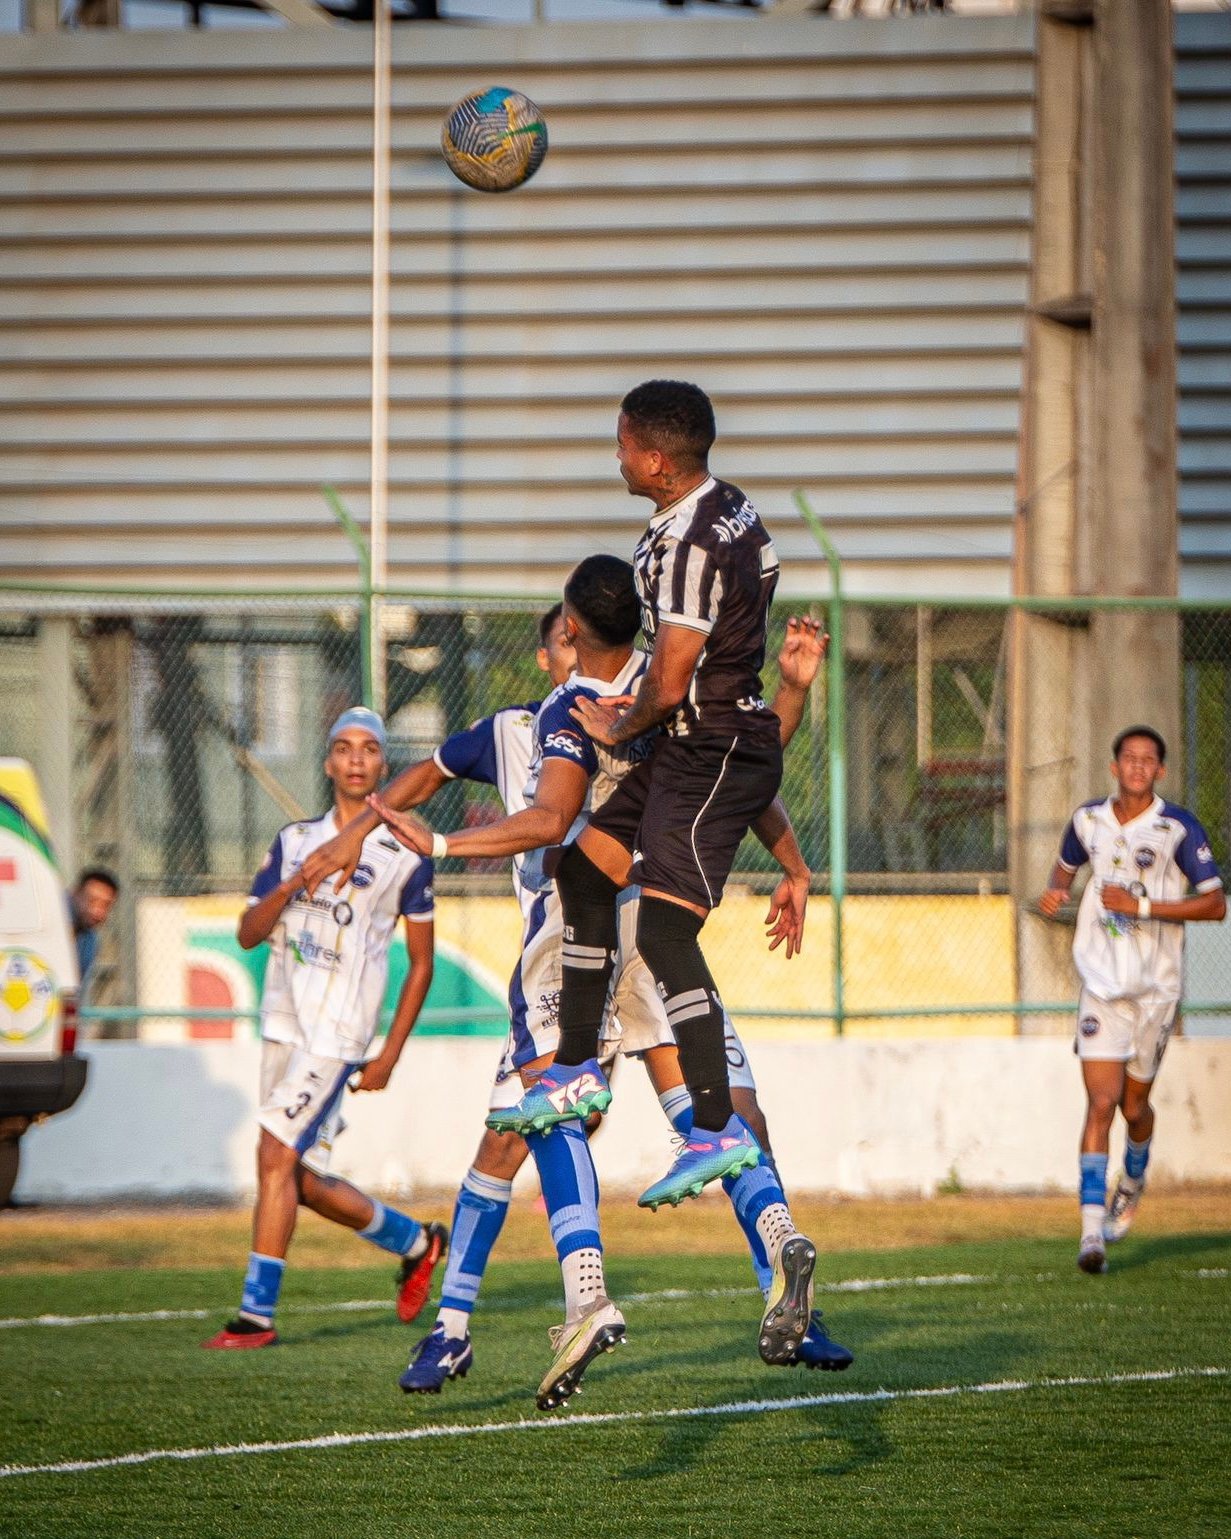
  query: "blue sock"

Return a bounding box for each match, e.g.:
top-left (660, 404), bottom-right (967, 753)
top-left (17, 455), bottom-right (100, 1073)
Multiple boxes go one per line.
top-left (657, 1087), bottom-right (777, 1295)
top-left (240, 1251), bottom-right (285, 1324)
top-left (358, 1199), bottom-right (423, 1258)
top-left (438, 1167), bottom-right (513, 1315)
top-left (526, 1122), bottom-right (602, 1262)
top-left (1124, 1136), bottom-right (1151, 1183)
top-left (1080, 1152), bottom-right (1108, 1209)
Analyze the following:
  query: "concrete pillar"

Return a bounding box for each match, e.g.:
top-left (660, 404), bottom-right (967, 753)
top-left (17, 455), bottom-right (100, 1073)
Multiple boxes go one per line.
top-left (35, 618), bottom-right (77, 881)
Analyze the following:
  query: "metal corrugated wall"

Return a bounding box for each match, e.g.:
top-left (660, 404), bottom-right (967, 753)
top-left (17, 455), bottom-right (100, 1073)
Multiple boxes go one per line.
top-left (1176, 12), bottom-right (1231, 596)
top-left (4, 15), bottom-right (1033, 596)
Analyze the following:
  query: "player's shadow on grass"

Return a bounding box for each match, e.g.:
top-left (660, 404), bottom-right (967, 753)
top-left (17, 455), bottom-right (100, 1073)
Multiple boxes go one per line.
top-left (616, 1400), bottom-right (894, 1483)
top-left (1100, 1231), bottom-right (1231, 1275)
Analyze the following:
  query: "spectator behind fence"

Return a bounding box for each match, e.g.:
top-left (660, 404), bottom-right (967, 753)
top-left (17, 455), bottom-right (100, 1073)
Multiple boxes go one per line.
top-left (70, 867), bottom-right (119, 999)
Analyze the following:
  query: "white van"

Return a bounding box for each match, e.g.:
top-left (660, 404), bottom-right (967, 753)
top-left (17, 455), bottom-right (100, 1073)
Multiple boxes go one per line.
top-left (0, 759), bottom-right (88, 1205)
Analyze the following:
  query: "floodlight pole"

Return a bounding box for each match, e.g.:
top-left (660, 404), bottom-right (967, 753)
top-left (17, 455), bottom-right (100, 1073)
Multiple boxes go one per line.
top-left (369, 0), bottom-right (393, 714)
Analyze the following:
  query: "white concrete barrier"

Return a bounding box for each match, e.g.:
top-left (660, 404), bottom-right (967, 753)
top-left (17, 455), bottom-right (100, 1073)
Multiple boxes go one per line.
top-left (15, 1036), bottom-right (1231, 1204)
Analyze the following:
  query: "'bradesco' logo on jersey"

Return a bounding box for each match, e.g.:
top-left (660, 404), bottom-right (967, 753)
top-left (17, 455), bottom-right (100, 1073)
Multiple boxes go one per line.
top-left (350, 863), bottom-right (376, 889)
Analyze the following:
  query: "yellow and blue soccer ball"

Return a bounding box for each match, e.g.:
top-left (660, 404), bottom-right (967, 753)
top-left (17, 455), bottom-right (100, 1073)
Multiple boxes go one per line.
top-left (441, 87), bottom-right (548, 194)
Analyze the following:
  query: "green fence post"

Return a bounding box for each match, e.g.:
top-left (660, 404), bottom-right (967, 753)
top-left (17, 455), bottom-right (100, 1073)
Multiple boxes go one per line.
top-left (794, 491), bottom-right (847, 1037)
top-left (323, 486), bottom-right (375, 710)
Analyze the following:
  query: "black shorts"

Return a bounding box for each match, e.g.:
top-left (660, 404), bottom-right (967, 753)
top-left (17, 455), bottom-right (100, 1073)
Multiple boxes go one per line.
top-left (590, 731), bottom-right (783, 910)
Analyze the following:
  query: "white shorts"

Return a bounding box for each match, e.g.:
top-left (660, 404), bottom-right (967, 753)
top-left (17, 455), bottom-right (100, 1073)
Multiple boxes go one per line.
top-left (1075, 987), bottom-right (1177, 1082)
top-left (258, 1039), bottom-right (357, 1172)
top-left (491, 886), bottom-right (757, 1108)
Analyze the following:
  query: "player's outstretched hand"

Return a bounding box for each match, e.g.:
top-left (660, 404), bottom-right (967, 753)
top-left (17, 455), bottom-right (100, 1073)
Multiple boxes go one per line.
top-left (777, 616), bottom-right (829, 692)
top-left (570, 692), bottom-right (635, 747)
top-left (366, 793), bottom-right (434, 856)
top-left (1037, 887), bottom-right (1070, 918)
top-left (765, 872), bottom-right (808, 959)
top-left (301, 829), bottom-right (363, 896)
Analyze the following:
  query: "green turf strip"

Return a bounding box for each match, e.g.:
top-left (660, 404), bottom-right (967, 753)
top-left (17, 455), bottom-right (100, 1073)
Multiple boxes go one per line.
top-left (0, 1235), bottom-right (1228, 1539)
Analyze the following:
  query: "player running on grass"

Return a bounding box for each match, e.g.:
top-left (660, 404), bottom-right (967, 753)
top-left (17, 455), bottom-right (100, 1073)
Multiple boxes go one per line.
top-left (1038, 724), bottom-right (1224, 1276)
top-left (202, 708), bottom-right (446, 1351)
top-left (365, 557), bottom-right (852, 1407)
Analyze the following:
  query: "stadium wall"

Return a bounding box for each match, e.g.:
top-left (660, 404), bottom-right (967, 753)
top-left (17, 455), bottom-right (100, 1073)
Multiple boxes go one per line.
top-left (4, 15), bottom-right (1036, 598)
top-left (15, 1035), bottom-right (1231, 1203)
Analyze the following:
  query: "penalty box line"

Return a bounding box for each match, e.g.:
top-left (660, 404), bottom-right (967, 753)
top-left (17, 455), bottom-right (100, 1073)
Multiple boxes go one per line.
top-left (0, 1367), bottom-right (1225, 1482)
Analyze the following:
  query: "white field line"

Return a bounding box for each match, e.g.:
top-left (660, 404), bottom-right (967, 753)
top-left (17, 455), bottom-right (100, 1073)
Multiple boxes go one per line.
top-left (0, 1274), bottom-right (993, 1332)
top-left (0, 1366), bottom-right (1224, 1482)
top-left (3, 1265), bottom-right (1224, 1333)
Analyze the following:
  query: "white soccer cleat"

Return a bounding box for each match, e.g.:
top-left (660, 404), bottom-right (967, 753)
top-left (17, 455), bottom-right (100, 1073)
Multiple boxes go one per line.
top-left (535, 1295), bottom-right (626, 1411)
top-left (1103, 1176), bottom-right (1144, 1244)
top-left (1077, 1233), bottom-right (1108, 1275)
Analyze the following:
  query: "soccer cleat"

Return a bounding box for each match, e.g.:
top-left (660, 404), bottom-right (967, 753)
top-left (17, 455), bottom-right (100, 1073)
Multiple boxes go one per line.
top-left (399, 1324), bottom-right (474, 1394)
top-left (396, 1221), bottom-right (449, 1323)
top-left (1077, 1234), bottom-right (1108, 1275)
top-left (536, 1295), bottom-right (626, 1411)
top-left (787, 1310), bottom-right (854, 1372)
top-left (637, 1114), bottom-right (763, 1210)
top-left (484, 1058), bottom-right (612, 1137)
top-left (758, 1235), bottom-right (817, 1365)
top-left (1103, 1176), bottom-right (1144, 1244)
top-left (201, 1316), bottom-right (278, 1350)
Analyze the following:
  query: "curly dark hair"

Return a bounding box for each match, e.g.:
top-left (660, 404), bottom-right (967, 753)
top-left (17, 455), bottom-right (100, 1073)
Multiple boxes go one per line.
top-left (620, 380), bottom-right (716, 472)
top-left (537, 601), bottom-right (563, 648)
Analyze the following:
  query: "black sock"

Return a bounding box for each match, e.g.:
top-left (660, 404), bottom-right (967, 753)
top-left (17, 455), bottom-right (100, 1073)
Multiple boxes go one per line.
top-left (554, 843), bottom-right (621, 1068)
top-left (635, 895), bottom-right (733, 1131)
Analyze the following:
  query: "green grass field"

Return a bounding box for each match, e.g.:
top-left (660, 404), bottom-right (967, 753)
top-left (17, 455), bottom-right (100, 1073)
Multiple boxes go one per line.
top-left (1, 1221), bottom-right (1228, 1539)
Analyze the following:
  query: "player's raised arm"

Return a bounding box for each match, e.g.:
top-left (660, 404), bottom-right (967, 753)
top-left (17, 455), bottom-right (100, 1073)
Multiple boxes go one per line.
top-left (771, 616), bottom-right (828, 749)
top-left (302, 754), bottom-right (448, 895)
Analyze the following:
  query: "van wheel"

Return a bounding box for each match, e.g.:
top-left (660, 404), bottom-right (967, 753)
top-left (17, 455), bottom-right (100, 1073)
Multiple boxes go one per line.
top-left (0, 1133), bottom-right (20, 1208)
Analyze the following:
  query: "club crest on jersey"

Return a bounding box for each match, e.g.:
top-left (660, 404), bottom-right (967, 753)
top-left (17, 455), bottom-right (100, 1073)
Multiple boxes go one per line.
top-left (350, 863), bottom-right (375, 888)
top-left (1134, 848), bottom-right (1156, 869)
top-left (1079, 1015), bottom-right (1101, 1037)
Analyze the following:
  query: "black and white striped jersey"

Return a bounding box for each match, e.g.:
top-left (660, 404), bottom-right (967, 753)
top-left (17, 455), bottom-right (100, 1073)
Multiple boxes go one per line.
top-left (632, 475), bottom-right (780, 739)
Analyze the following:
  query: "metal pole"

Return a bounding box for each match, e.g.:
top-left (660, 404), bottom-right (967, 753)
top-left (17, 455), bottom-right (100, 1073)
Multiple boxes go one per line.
top-left (369, 0), bottom-right (392, 715)
top-left (794, 492), bottom-right (847, 1037)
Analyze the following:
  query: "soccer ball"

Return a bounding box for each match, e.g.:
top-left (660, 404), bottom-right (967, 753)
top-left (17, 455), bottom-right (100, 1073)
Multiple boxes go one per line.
top-left (440, 87), bottom-right (548, 194)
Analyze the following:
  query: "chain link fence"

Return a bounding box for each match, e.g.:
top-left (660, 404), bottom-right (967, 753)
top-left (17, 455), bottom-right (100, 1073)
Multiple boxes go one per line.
top-left (1, 588), bottom-right (1228, 1045)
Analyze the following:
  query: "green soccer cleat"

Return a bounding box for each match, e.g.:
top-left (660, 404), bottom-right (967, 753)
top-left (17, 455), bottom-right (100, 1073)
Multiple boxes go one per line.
top-left (485, 1058), bottom-right (612, 1136)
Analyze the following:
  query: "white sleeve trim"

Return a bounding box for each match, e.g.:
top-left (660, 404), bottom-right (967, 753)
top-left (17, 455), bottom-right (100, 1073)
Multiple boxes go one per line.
top-left (431, 746), bottom-right (457, 780)
top-left (1196, 877), bottom-right (1224, 893)
top-left (405, 909), bottom-right (436, 923)
top-left (657, 610), bottom-right (714, 636)
top-left (1057, 858), bottom-right (1079, 873)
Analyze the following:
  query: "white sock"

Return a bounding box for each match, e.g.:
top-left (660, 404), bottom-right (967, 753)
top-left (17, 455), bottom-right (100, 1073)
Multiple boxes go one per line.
top-left (1080, 1204), bottom-right (1105, 1244)
top-left (562, 1247), bottom-right (606, 1319)
top-left (756, 1202), bottom-right (800, 1267)
top-left (403, 1227), bottom-right (429, 1262)
top-left (436, 1306), bottom-right (470, 1340)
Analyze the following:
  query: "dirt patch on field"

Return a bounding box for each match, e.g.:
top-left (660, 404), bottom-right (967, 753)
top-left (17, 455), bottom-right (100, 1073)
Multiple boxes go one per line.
top-left (1, 1185), bottom-right (1228, 1274)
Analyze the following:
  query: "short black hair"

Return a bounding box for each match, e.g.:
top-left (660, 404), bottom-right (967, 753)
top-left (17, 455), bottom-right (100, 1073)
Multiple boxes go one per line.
top-left (563, 555), bottom-right (640, 648)
top-left (620, 380), bottom-right (716, 472)
top-left (77, 867), bottom-right (120, 894)
top-left (537, 601), bottom-right (563, 648)
top-left (1113, 725), bottom-right (1167, 764)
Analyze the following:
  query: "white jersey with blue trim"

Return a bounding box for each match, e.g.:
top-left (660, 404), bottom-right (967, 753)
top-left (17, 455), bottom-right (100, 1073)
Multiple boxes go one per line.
top-left (249, 811), bottom-right (434, 1061)
top-left (518, 649), bottom-right (650, 894)
top-left (1059, 793), bottom-right (1223, 1002)
top-left (432, 701), bottom-right (539, 918)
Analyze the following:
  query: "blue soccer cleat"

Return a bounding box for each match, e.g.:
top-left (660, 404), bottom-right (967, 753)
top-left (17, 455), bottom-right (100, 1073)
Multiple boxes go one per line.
top-left (787, 1310), bottom-right (854, 1372)
top-left (637, 1114), bottom-right (762, 1211)
top-left (399, 1324), bottom-right (474, 1394)
top-left (484, 1058), bottom-right (612, 1136)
